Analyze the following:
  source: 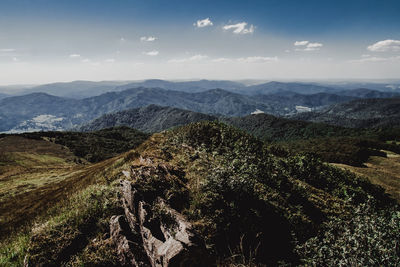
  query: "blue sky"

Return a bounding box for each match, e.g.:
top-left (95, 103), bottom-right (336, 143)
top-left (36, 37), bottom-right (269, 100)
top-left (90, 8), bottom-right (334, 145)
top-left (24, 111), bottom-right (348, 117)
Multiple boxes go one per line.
top-left (0, 0), bottom-right (400, 84)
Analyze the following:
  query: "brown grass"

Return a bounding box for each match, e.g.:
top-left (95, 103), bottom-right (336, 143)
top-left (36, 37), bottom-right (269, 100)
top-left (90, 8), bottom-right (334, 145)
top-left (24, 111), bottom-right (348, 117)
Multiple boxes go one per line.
top-left (0, 136), bottom-right (133, 240)
top-left (332, 150), bottom-right (400, 202)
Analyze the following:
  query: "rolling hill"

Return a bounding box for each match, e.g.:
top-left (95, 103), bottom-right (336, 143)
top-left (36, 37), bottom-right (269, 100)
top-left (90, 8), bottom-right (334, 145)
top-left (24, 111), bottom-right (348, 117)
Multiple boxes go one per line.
top-left (2, 122), bottom-right (398, 266)
top-left (1, 87), bottom-right (347, 132)
top-left (2, 82), bottom-right (400, 133)
top-left (115, 79), bottom-right (245, 93)
top-left (293, 97), bottom-right (400, 128)
top-left (239, 81), bottom-right (338, 95)
top-left (79, 105), bottom-right (217, 133)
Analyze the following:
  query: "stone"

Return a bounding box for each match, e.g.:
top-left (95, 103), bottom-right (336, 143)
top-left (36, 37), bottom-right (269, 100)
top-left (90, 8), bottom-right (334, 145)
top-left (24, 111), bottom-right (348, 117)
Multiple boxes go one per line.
top-left (110, 215), bottom-right (150, 267)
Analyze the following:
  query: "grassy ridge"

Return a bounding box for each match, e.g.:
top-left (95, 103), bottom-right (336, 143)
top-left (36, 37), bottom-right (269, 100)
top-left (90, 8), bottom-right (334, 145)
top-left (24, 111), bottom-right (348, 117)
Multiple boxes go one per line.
top-left (1, 122), bottom-right (399, 266)
top-left (18, 126), bottom-right (150, 163)
top-left (0, 127), bottom-right (149, 241)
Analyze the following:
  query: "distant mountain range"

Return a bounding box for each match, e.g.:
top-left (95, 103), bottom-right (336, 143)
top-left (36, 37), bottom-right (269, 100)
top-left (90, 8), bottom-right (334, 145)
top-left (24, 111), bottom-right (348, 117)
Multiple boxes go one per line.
top-left (27, 80), bottom-right (131, 99)
top-left (79, 104), bottom-right (362, 142)
top-left (2, 79), bottom-right (400, 99)
top-left (337, 88), bottom-right (400, 98)
top-left (115, 79), bottom-right (245, 93)
top-left (0, 93), bottom-right (9, 100)
top-left (0, 87), bottom-right (356, 132)
top-left (79, 105), bottom-right (217, 133)
top-left (1, 80), bottom-right (400, 132)
top-left (292, 98), bottom-right (400, 128)
top-left (237, 81), bottom-right (337, 95)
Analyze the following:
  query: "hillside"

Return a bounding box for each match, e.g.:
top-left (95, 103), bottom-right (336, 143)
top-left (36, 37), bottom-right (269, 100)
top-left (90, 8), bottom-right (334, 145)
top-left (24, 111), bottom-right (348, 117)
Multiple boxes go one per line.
top-left (0, 93), bottom-right (9, 100)
top-left (78, 108), bottom-right (400, 167)
top-left (1, 122), bottom-right (398, 266)
top-left (0, 127), bottom-right (149, 239)
top-left (293, 97), bottom-right (400, 128)
top-left (0, 135), bottom-right (86, 238)
top-left (2, 82), bottom-right (400, 133)
top-left (16, 127), bottom-right (150, 163)
top-left (79, 105), bottom-right (218, 133)
top-left (115, 79), bottom-right (245, 93)
top-left (0, 93), bottom-right (80, 132)
top-left (222, 113), bottom-right (358, 141)
top-left (1, 87), bottom-right (345, 132)
top-left (338, 88), bottom-right (400, 98)
top-left (239, 81), bottom-right (337, 95)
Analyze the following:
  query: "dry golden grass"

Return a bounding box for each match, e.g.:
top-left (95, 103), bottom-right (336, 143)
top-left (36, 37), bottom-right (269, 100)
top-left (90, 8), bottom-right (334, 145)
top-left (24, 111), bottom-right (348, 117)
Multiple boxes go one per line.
top-left (332, 150), bottom-right (400, 202)
top-left (0, 136), bottom-right (132, 240)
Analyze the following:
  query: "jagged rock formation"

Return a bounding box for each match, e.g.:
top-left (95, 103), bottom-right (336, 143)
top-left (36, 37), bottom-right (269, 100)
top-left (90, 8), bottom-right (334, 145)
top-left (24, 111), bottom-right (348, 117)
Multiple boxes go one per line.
top-left (110, 171), bottom-right (208, 266)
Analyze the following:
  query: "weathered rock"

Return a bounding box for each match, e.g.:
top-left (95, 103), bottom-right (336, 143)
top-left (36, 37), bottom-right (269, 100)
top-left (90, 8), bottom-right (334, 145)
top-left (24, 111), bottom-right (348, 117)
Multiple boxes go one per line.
top-left (139, 198), bottom-right (208, 267)
top-left (110, 215), bottom-right (150, 267)
top-left (113, 178), bottom-right (209, 267)
top-left (121, 179), bottom-right (141, 231)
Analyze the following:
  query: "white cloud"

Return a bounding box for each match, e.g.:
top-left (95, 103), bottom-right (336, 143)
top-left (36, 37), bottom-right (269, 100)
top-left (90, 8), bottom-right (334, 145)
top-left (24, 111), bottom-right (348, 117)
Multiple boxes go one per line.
top-left (143, 50), bottom-right (159, 56)
top-left (367, 39), bottom-right (400, 52)
top-left (140, 36), bottom-right (157, 42)
top-left (223, 22), bottom-right (255, 34)
top-left (211, 57), bottom-right (232, 63)
top-left (194, 18), bottom-right (213, 28)
top-left (237, 56), bottom-right (278, 63)
top-left (12, 57), bottom-right (19, 62)
top-left (105, 58), bottom-right (115, 63)
top-left (294, 41), bottom-right (323, 51)
top-left (168, 54), bottom-right (208, 63)
top-left (294, 41), bottom-right (309, 46)
top-left (171, 55), bottom-right (278, 64)
top-left (304, 43), bottom-right (323, 51)
top-left (0, 48), bottom-right (16, 53)
top-left (306, 42), bottom-right (323, 48)
top-left (348, 55), bottom-right (400, 63)
top-left (69, 54), bottom-right (81, 58)
top-left (81, 58), bottom-right (90, 63)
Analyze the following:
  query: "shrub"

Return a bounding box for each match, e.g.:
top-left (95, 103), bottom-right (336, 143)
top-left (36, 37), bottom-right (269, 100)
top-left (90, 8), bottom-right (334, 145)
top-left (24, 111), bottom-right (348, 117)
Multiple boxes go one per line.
top-left (296, 199), bottom-right (400, 266)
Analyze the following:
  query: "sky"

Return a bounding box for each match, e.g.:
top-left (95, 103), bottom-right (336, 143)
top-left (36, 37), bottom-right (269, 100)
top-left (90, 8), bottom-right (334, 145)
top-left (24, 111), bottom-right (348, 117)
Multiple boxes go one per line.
top-left (0, 0), bottom-right (400, 84)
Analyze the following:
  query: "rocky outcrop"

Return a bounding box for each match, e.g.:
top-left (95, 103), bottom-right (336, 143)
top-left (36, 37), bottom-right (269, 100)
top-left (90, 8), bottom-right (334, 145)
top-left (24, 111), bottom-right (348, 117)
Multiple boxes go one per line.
top-left (110, 215), bottom-right (149, 267)
top-left (138, 198), bottom-right (207, 267)
top-left (110, 173), bottom-right (208, 267)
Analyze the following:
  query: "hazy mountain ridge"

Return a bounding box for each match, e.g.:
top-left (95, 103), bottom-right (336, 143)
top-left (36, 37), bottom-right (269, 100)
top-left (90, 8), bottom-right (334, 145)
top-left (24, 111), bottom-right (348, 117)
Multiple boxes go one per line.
top-left (0, 93), bottom-right (9, 100)
top-left (337, 88), bottom-right (400, 98)
top-left (0, 87), bottom-right (346, 132)
top-left (79, 105), bottom-right (218, 133)
top-left (238, 81), bottom-right (338, 95)
top-left (2, 79), bottom-right (400, 99)
top-left (115, 79), bottom-right (245, 93)
top-left (2, 82), bottom-right (400, 132)
top-left (292, 97), bottom-right (400, 128)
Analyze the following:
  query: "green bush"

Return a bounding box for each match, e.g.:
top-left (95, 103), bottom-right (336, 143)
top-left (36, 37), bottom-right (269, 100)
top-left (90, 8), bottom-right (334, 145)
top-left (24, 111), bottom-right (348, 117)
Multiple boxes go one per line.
top-left (296, 199), bottom-right (400, 266)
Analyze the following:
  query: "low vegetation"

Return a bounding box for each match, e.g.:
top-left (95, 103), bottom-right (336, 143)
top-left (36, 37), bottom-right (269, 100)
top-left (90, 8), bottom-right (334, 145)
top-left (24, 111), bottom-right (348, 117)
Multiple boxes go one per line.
top-left (18, 126), bottom-right (150, 163)
top-left (1, 121), bottom-right (399, 266)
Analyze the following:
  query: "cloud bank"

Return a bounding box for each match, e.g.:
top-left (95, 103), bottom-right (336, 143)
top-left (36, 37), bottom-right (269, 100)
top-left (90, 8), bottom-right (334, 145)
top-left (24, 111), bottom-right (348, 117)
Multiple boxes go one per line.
top-left (223, 22), bottom-right (255, 34)
top-left (367, 40), bottom-right (400, 52)
top-left (140, 36), bottom-right (157, 42)
top-left (294, 41), bottom-right (323, 51)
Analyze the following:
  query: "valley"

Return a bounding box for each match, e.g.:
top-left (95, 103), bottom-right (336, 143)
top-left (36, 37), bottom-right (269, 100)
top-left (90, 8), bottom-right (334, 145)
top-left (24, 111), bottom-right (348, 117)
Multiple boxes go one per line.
top-left (1, 80), bottom-right (400, 266)
top-left (1, 80), bottom-right (400, 133)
